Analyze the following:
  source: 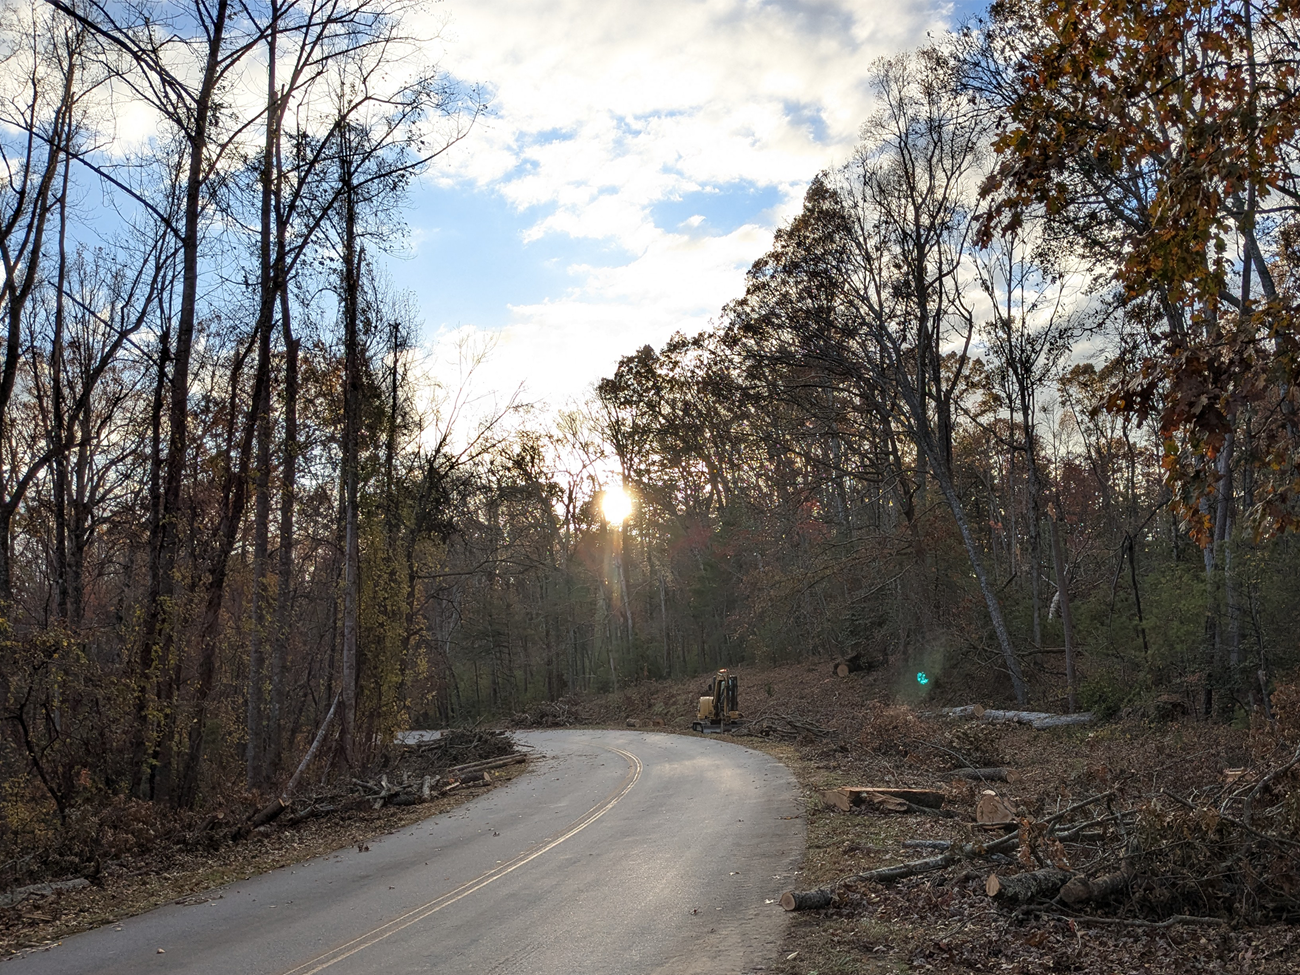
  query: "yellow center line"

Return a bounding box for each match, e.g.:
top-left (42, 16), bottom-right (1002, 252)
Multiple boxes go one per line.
top-left (278, 744), bottom-right (643, 975)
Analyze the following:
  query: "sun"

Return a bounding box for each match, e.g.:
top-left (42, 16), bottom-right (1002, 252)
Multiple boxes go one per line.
top-left (600, 483), bottom-right (634, 525)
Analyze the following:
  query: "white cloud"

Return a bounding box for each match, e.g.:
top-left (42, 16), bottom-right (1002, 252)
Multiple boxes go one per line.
top-left (413, 0), bottom-right (956, 402)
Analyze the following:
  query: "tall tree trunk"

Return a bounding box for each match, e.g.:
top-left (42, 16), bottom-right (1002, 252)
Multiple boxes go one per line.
top-left (51, 142), bottom-right (73, 623)
top-left (140, 0), bottom-right (232, 803)
top-left (132, 326), bottom-right (170, 797)
top-left (1049, 511), bottom-right (1077, 712)
top-left (339, 143), bottom-right (362, 768)
top-left (247, 12), bottom-right (279, 791)
top-left (269, 287), bottom-right (297, 782)
top-left (177, 301), bottom-right (272, 807)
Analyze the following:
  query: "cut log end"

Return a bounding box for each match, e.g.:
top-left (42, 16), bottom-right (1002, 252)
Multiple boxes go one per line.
top-left (780, 888), bottom-right (834, 911)
top-left (985, 868), bottom-right (1072, 904)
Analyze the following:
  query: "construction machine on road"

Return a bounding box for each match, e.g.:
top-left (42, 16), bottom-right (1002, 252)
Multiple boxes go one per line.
top-left (692, 669), bottom-right (744, 734)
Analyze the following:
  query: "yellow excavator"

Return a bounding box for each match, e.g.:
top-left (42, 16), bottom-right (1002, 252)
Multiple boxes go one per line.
top-left (691, 669), bottom-right (743, 734)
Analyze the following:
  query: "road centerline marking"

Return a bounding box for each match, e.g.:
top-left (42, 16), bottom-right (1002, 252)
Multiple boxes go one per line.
top-left (278, 744), bottom-right (642, 975)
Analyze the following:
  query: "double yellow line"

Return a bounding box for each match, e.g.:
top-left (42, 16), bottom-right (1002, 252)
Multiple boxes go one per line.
top-left (280, 745), bottom-right (642, 975)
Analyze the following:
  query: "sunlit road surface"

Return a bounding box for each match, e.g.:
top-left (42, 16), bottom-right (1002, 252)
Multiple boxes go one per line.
top-left (9, 731), bottom-right (804, 975)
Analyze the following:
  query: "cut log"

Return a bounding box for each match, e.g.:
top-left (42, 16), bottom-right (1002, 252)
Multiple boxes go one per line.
top-left (986, 868), bottom-right (1072, 903)
top-left (978, 708), bottom-right (1094, 730)
top-left (458, 770), bottom-right (492, 785)
top-left (780, 889), bottom-right (834, 911)
top-left (832, 653), bottom-right (864, 678)
top-left (949, 767), bottom-right (1021, 784)
top-left (448, 753), bottom-right (526, 776)
top-left (387, 793), bottom-right (426, 807)
top-left (1030, 713), bottom-right (1094, 730)
top-left (1059, 870), bottom-right (1130, 905)
top-left (780, 832), bottom-right (1022, 910)
top-left (823, 787), bottom-right (946, 813)
top-left (250, 797), bottom-right (287, 829)
top-left (975, 790), bottom-right (1018, 826)
top-left (985, 868), bottom-right (1072, 904)
top-left (282, 803), bottom-right (337, 826)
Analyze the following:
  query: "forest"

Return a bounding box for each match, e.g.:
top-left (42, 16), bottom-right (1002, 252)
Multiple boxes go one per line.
top-left (0, 0), bottom-right (1297, 875)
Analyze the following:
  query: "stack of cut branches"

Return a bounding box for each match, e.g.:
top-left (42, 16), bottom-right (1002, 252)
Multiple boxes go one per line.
top-left (509, 701), bottom-right (588, 727)
top-left (349, 752), bottom-right (528, 810)
top-left (783, 741), bottom-right (1300, 925)
top-left (235, 731), bottom-right (528, 835)
top-left (732, 713), bottom-right (834, 741)
top-left (386, 728), bottom-right (517, 770)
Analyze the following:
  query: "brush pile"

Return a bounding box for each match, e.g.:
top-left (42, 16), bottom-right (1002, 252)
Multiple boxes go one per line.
top-left (785, 725), bottom-right (1300, 926)
top-left (509, 700), bottom-right (588, 727)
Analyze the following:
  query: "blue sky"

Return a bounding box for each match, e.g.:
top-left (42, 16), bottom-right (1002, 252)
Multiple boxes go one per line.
top-left (394, 0), bottom-right (986, 409)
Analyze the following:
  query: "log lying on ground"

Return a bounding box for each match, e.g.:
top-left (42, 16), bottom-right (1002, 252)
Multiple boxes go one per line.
top-left (823, 787), bottom-right (946, 813)
top-left (780, 894), bottom-right (832, 915)
top-left (986, 868), bottom-right (1072, 904)
top-left (250, 797), bottom-right (288, 828)
top-left (982, 708), bottom-right (1095, 729)
top-left (448, 753), bottom-right (527, 776)
top-left (941, 705), bottom-right (1093, 730)
top-left (1059, 863), bottom-right (1134, 905)
top-left (832, 653), bottom-right (864, 678)
top-left (780, 889), bottom-right (835, 911)
top-left (949, 767), bottom-right (1021, 784)
top-left (0, 878), bottom-right (90, 908)
top-left (780, 832), bottom-right (1021, 910)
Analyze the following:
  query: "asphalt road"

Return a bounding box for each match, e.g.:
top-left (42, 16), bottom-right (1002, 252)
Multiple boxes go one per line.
top-left (9, 730), bottom-right (804, 975)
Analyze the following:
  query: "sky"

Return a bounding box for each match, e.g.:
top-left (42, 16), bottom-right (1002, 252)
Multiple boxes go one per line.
top-left (392, 0), bottom-right (985, 410)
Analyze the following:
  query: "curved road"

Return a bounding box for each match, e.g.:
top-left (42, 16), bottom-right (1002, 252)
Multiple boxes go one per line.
top-left (9, 731), bottom-right (804, 975)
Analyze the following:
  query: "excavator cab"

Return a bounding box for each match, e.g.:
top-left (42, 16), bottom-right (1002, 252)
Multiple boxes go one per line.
top-left (692, 669), bottom-right (742, 733)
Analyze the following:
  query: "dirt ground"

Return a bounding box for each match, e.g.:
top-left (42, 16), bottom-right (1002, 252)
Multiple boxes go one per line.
top-left (5, 661), bottom-right (1299, 973)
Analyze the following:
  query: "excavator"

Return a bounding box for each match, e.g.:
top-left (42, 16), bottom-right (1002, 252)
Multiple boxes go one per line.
top-left (691, 668), bottom-right (743, 733)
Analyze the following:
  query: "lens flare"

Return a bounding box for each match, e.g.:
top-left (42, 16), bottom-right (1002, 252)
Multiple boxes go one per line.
top-left (916, 672), bottom-right (929, 685)
top-left (600, 483), bottom-right (634, 525)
